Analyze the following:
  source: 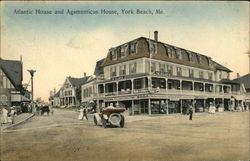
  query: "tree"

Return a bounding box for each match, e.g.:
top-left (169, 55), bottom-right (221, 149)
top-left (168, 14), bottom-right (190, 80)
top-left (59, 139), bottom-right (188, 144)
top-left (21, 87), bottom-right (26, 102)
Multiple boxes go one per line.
top-left (75, 87), bottom-right (82, 105)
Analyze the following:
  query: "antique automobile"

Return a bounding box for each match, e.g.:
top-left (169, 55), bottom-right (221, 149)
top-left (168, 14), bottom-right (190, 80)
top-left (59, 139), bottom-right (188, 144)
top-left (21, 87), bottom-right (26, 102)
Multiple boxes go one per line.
top-left (93, 107), bottom-right (126, 128)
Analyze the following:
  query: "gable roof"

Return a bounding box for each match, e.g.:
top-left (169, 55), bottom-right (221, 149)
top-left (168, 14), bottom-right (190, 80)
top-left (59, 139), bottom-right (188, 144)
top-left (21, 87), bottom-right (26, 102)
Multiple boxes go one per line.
top-left (233, 73), bottom-right (250, 89)
top-left (0, 59), bottom-right (23, 90)
top-left (68, 76), bottom-right (90, 87)
top-left (94, 58), bottom-right (105, 76)
top-left (213, 61), bottom-right (232, 72)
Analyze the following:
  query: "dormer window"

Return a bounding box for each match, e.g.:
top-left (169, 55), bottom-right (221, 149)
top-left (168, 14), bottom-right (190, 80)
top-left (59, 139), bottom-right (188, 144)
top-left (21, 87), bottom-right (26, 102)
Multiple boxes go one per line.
top-left (187, 51), bottom-right (195, 62)
top-left (176, 49), bottom-right (182, 59)
top-left (198, 55), bottom-right (205, 64)
top-left (130, 41), bottom-right (137, 54)
top-left (121, 44), bottom-right (128, 58)
top-left (110, 49), bottom-right (116, 60)
top-left (147, 39), bottom-right (157, 54)
top-left (150, 43), bottom-right (157, 54)
top-left (208, 58), bottom-right (213, 67)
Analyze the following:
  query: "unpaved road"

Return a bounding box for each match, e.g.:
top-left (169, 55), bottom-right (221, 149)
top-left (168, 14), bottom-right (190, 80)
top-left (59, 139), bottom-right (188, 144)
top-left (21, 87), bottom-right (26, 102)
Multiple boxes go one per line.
top-left (1, 109), bottom-right (249, 161)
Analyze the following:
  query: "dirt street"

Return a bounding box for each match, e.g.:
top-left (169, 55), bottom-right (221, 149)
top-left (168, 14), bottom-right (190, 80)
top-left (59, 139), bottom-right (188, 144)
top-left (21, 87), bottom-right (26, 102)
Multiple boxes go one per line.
top-left (0, 109), bottom-right (249, 161)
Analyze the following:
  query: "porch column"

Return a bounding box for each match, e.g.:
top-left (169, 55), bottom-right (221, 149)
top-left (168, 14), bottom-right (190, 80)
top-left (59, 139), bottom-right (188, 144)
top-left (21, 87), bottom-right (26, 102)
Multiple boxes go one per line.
top-left (131, 79), bottom-right (134, 94)
top-left (166, 99), bottom-right (169, 114)
top-left (180, 99), bottom-right (183, 114)
top-left (148, 99), bottom-right (151, 115)
top-left (180, 80), bottom-right (183, 94)
top-left (222, 98), bottom-right (224, 109)
top-left (103, 84), bottom-right (106, 95)
top-left (193, 99), bottom-right (196, 113)
top-left (132, 100), bottom-right (135, 115)
top-left (116, 81), bottom-right (118, 96)
top-left (192, 81), bottom-right (194, 95)
top-left (166, 78), bottom-right (168, 92)
top-left (203, 99), bottom-right (206, 112)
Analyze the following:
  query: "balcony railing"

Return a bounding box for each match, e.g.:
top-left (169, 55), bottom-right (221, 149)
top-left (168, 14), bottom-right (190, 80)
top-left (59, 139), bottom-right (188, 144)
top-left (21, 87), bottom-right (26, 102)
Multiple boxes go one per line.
top-left (95, 89), bottom-right (242, 98)
top-left (118, 89), bottom-right (132, 95)
top-left (168, 89), bottom-right (181, 95)
top-left (105, 92), bottom-right (117, 96)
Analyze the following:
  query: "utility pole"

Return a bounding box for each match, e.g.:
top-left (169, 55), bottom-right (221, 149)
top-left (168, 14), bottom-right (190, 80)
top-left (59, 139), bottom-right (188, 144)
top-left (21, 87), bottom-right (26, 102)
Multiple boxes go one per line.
top-left (27, 69), bottom-right (36, 101)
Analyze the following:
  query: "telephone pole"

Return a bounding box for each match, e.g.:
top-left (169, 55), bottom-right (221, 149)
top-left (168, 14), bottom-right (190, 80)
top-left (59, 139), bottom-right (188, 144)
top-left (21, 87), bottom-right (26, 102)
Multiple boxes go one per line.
top-left (27, 69), bottom-right (36, 101)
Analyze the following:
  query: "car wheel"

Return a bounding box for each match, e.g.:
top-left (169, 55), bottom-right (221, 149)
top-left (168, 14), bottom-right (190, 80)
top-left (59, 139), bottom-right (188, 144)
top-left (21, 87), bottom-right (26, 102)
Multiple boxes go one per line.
top-left (120, 115), bottom-right (125, 128)
top-left (102, 118), bottom-right (107, 128)
top-left (93, 116), bottom-right (97, 126)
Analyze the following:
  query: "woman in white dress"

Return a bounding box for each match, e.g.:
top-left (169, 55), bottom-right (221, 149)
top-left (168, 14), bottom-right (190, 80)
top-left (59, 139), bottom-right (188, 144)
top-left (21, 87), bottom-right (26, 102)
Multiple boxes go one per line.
top-left (78, 107), bottom-right (84, 120)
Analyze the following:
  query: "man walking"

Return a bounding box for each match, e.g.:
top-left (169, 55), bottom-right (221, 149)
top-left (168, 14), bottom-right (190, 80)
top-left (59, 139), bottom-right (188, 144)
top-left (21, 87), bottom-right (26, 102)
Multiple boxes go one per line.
top-left (83, 107), bottom-right (88, 120)
top-left (189, 104), bottom-right (193, 120)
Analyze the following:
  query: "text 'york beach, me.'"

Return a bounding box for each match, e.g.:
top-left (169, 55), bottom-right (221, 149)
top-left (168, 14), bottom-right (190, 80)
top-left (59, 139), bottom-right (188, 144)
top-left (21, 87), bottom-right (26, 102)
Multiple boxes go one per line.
top-left (13, 8), bottom-right (165, 16)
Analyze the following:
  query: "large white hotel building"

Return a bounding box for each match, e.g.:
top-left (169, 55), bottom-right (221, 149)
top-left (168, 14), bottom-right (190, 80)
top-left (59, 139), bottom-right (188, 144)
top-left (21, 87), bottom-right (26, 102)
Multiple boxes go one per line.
top-left (80, 31), bottom-right (248, 115)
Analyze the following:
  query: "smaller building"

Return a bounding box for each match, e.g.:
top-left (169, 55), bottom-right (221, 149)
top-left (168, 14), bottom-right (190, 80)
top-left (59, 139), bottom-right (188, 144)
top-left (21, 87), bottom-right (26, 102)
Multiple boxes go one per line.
top-left (56, 75), bottom-right (90, 107)
top-left (0, 58), bottom-right (29, 106)
top-left (233, 73), bottom-right (250, 108)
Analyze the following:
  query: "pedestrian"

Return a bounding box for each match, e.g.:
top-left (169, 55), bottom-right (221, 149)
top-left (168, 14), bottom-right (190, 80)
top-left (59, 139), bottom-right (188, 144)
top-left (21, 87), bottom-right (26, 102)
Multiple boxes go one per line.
top-left (78, 107), bottom-right (84, 120)
top-left (188, 104), bottom-right (193, 120)
top-left (83, 107), bottom-right (88, 120)
top-left (10, 107), bottom-right (15, 124)
top-left (2, 107), bottom-right (8, 124)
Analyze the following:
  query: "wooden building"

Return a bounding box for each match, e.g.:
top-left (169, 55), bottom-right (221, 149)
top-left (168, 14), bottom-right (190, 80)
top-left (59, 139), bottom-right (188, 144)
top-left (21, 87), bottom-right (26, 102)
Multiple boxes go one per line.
top-left (82, 31), bottom-right (248, 115)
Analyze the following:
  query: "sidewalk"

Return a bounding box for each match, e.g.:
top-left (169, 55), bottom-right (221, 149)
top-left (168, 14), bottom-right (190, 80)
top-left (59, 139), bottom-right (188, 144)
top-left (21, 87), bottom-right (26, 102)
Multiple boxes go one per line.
top-left (0, 113), bottom-right (34, 131)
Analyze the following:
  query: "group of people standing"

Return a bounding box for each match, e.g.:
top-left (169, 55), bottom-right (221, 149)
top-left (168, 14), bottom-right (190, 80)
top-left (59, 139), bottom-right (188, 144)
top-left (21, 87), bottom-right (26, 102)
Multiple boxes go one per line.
top-left (0, 106), bottom-right (16, 124)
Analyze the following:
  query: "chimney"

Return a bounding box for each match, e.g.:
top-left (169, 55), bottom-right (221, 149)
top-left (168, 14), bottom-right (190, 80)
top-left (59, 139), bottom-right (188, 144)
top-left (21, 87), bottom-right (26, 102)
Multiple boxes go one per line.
top-left (154, 31), bottom-right (158, 42)
top-left (84, 72), bottom-right (86, 77)
top-left (237, 73), bottom-right (240, 78)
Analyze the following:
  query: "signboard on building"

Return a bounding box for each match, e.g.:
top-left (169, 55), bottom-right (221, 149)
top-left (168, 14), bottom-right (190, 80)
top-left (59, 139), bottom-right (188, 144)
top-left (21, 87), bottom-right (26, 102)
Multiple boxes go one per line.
top-left (11, 94), bottom-right (22, 102)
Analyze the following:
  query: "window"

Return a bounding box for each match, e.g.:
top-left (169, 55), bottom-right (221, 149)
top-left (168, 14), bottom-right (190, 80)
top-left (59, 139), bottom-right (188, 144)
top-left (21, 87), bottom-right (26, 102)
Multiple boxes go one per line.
top-left (208, 58), bottom-right (213, 66)
top-left (129, 63), bottom-right (136, 74)
top-left (167, 65), bottom-right (173, 76)
top-left (110, 49), bottom-right (116, 60)
top-left (3, 77), bottom-right (7, 88)
top-left (150, 62), bottom-right (156, 73)
top-left (119, 65), bottom-right (126, 76)
top-left (159, 63), bottom-right (165, 73)
top-left (198, 55), bottom-right (205, 64)
top-left (208, 72), bottom-right (213, 80)
top-left (121, 46), bottom-right (126, 57)
top-left (199, 71), bottom-right (204, 79)
top-left (110, 66), bottom-right (116, 77)
top-left (149, 43), bottom-right (157, 54)
top-left (134, 79), bottom-right (142, 89)
top-left (0, 69), bottom-right (3, 76)
top-left (167, 48), bottom-right (174, 58)
top-left (130, 42), bottom-right (137, 54)
top-left (189, 69), bottom-right (194, 78)
top-left (187, 51), bottom-right (194, 62)
top-left (176, 49), bottom-right (182, 59)
top-left (176, 67), bottom-right (182, 76)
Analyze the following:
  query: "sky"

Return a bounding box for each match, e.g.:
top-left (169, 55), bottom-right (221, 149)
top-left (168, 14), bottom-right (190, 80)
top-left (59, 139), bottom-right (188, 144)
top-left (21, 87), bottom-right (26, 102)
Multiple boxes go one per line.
top-left (1, 1), bottom-right (249, 101)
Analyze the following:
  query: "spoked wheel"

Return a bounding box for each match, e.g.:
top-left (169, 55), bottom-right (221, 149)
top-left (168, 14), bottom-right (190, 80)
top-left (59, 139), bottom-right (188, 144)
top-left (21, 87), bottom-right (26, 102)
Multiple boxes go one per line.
top-left (102, 118), bottom-right (107, 128)
top-left (120, 115), bottom-right (125, 128)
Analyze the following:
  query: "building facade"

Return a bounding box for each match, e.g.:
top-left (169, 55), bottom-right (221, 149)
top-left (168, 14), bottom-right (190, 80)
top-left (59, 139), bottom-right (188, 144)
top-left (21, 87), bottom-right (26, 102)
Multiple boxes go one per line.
top-left (56, 75), bottom-right (90, 107)
top-left (0, 59), bottom-right (29, 106)
top-left (81, 32), bottom-right (248, 115)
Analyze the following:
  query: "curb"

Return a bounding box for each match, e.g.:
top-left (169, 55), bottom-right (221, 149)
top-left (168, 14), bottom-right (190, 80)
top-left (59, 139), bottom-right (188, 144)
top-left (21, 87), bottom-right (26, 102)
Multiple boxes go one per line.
top-left (2, 114), bottom-right (35, 130)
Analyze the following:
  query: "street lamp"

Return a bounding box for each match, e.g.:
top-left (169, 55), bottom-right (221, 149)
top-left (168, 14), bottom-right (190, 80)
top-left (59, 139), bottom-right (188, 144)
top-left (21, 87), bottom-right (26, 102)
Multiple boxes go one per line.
top-left (27, 69), bottom-right (36, 101)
